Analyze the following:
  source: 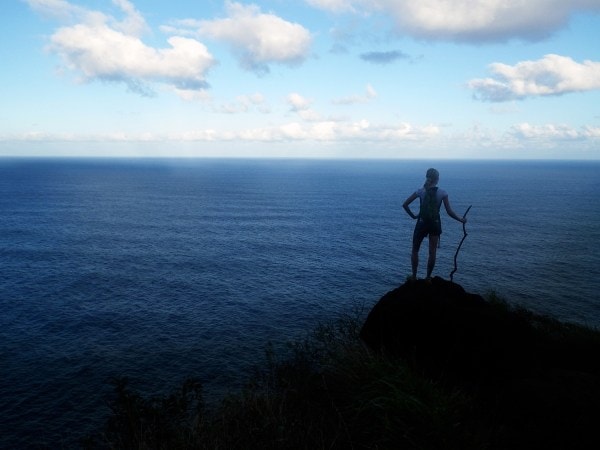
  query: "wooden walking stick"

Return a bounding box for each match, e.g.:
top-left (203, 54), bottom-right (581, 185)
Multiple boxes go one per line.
top-left (450, 205), bottom-right (472, 282)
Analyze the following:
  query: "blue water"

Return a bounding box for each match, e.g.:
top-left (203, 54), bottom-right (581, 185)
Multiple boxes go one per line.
top-left (1, 158), bottom-right (599, 448)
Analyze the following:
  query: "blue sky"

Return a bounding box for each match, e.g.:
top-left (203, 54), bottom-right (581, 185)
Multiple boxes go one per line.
top-left (1, 0), bottom-right (600, 159)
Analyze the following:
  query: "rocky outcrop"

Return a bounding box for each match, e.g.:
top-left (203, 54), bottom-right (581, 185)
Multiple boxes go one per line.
top-left (360, 277), bottom-right (600, 449)
top-left (360, 277), bottom-right (534, 383)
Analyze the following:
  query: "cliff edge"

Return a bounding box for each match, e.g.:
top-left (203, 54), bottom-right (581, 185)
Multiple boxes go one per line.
top-left (360, 277), bottom-right (600, 449)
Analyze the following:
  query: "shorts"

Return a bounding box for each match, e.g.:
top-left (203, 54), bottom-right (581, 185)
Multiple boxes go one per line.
top-left (412, 219), bottom-right (442, 247)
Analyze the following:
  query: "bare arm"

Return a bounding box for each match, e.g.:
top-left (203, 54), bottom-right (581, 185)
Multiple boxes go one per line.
top-left (443, 196), bottom-right (466, 223)
top-left (403, 192), bottom-right (419, 219)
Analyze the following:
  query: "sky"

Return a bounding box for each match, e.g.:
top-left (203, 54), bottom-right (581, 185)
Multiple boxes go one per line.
top-left (1, 0), bottom-right (600, 159)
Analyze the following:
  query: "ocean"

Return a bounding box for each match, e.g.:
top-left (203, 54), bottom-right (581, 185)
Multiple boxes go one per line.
top-left (1, 158), bottom-right (599, 448)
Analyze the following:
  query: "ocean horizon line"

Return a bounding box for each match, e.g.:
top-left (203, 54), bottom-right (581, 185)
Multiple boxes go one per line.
top-left (1, 155), bottom-right (599, 163)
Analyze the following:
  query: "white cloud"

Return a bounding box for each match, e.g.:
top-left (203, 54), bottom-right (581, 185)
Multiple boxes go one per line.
top-left (25, 0), bottom-right (86, 21)
top-left (197, 1), bottom-right (312, 74)
top-left (287, 93), bottom-right (313, 111)
top-left (583, 125), bottom-right (600, 138)
top-left (224, 119), bottom-right (439, 142)
top-left (306, 0), bottom-right (600, 42)
top-left (468, 54), bottom-right (600, 101)
top-left (332, 84), bottom-right (377, 104)
top-left (0, 120), bottom-right (439, 143)
top-left (27, 0), bottom-right (148, 35)
top-left (287, 93), bottom-right (323, 121)
top-left (6, 123), bottom-right (600, 156)
top-left (27, 0), bottom-right (216, 96)
top-left (510, 123), bottom-right (600, 140)
top-left (50, 27), bottom-right (215, 94)
top-left (110, 0), bottom-right (148, 36)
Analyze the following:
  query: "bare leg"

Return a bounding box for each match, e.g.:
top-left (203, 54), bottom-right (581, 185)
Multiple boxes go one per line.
top-left (411, 223), bottom-right (428, 280)
top-left (426, 235), bottom-right (439, 278)
top-left (411, 232), bottom-right (425, 279)
top-left (411, 249), bottom-right (418, 279)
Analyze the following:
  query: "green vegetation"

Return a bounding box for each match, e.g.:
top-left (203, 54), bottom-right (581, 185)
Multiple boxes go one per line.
top-left (85, 294), bottom-right (600, 450)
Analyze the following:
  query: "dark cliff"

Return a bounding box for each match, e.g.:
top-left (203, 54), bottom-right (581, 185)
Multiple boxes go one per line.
top-left (360, 277), bottom-right (600, 449)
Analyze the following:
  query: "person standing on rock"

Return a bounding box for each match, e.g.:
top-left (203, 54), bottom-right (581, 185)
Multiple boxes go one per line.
top-left (403, 168), bottom-right (466, 281)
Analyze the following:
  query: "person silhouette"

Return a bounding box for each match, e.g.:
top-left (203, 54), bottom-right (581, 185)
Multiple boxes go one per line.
top-left (403, 168), bottom-right (466, 281)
